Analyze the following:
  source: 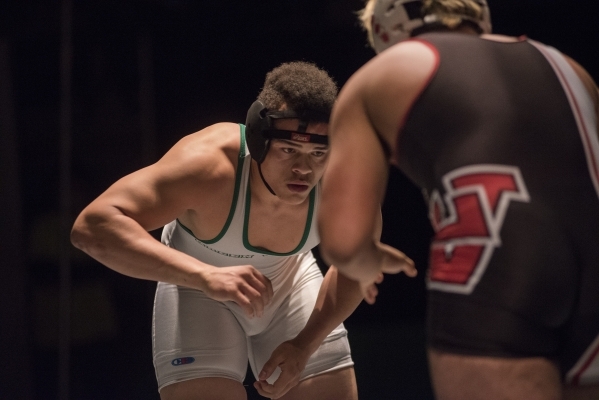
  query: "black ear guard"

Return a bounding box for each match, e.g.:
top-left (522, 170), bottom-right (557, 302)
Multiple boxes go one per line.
top-left (245, 100), bottom-right (329, 163)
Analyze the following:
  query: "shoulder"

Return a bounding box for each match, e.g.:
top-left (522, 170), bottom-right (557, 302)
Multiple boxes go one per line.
top-left (335, 41), bottom-right (438, 146)
top-left (366, 40), bottom-right (438, 94)
top-left (340, 40), bottom-right (438, 111)
top-left (144, 122), bottom-right (243, 200)
top-left (157, 122), bottom-right (242, 176)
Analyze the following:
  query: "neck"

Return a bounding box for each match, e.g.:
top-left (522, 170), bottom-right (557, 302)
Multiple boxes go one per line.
top-left (454, 25), bottom-right (479, 35)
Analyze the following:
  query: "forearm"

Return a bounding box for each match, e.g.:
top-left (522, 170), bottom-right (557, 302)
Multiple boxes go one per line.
top-left (292, 266), bottom-right (364, 355)
top-left (71, 208), bottom-right (209, 290)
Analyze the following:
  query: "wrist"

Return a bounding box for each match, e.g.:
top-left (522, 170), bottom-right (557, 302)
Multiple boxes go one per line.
top-left (186, 261), bottom-right (213, 291)
top-left (289, 335), bottom-right (321, 359)
top-left (336, 254), bottom-right (382, 284)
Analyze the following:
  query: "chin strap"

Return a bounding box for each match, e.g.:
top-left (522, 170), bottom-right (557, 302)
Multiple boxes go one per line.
top-left (257, 163), bottom-right (277, 196)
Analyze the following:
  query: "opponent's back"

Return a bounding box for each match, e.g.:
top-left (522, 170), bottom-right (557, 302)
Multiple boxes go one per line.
top-left (396, 32), bottom-right (598, 207)
top-left (392, 32), bottom-right (599, 384)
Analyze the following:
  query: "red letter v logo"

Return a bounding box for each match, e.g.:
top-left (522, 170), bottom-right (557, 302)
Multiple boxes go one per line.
top-left (427, 165), bottom-right (530, 294)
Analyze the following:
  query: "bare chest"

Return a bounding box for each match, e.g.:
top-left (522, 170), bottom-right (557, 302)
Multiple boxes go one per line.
top-left (177, 186), bottom-right (310, 254)
top-left (246, 204), bottom-right (310, 253)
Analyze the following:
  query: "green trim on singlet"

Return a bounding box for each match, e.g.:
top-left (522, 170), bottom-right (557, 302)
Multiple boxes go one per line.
top-left (242, 185), bottom-right (315, 256)
top-left (176, 124), bottom-right (247, 244)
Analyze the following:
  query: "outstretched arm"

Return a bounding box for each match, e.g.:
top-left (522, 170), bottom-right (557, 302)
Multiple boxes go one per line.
top-left (319, 42), bottom-right (434, 294)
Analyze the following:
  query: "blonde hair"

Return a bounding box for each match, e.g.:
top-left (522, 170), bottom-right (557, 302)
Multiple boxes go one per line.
top-left (422, 0), bottom-right (484, 29)
top-left (357, 0), bottom-right (484, 47)
top-left (358, 0), bottom-right (377, 48)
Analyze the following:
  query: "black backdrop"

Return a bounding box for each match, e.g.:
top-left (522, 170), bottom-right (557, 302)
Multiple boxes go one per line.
top-left (1, 0), bottom-right (597, 398)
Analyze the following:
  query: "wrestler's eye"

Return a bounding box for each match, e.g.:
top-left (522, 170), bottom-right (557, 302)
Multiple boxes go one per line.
top-left (282, 148), bottom-right (295, 154)
top-left (312, 151), bottom-right (327, 158)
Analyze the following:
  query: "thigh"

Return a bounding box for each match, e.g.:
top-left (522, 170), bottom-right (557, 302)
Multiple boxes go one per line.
top-left (160, 377), bottom-right (246, 400)
top-left (562, 227), bottom-right (599, 385)
top-left (428, 198), bottom-right (599, 391)
top-left (153, 282), bottom-right (249, 392)
top-left (280, 366), bottom-right (357, 400)
top-left (428, 348), bottom-right (563, 400)
top-left (248, 262), bottom-right (354, 383)
top-left (564, 384), bottom-right (599, 400)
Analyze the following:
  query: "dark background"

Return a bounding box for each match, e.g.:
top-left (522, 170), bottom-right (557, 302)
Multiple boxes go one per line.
top-left (1, 0), bottom-right (597, 399)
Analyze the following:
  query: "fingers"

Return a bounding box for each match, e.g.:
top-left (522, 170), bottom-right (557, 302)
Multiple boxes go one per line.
top-left (249, 268), bottom-right (274, 306)
top-left (255, 342), bottom-right (304, 399)
top-left (377, 242), bottom-right (417, 277)
top-left (382, 257), bottom-right (416, 277)
top-left (259, 351), bottom-right (284, 382)
top-left (254, 367), bottom-right (297, 399)
top-left (233, 290), bottom-right (256, 318)
top-left (362, 283), bottom-right (378, 305)
top-left (244, 269), bottom-right (274, 318)
top-left (233, 278), bottom-right (267, 318)
top-left (234, 267), bottom-right (273, 318)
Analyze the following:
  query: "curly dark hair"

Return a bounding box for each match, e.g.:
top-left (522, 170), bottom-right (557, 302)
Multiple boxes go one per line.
top-left (257, 61), bottom-right (338, 116)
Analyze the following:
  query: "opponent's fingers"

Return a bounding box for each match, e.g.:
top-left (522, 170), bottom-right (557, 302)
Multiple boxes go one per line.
top-left (367, 283), bottom-right (379, 300)
top-left (378, 243), bottom-right (417, 277)
top-left (363, 291), bottom-right (377, 305)
top-left (362, 283), bottom-right (378, 305)
top-left (382, 258), bottom-right (417, 277)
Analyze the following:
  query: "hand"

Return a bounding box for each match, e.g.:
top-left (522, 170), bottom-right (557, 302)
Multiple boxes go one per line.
top-left (362, 242), bottom-right (417, 305)
top-left (253, 340), bottom-right (311, 399)
top-left (201, 265), bottom-right (273, 317)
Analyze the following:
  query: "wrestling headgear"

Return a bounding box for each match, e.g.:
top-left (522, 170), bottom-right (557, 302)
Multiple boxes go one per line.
top-left (371, 0), bottom-right (492, 54)
top-left (245, 100), bottom-right (329, 194)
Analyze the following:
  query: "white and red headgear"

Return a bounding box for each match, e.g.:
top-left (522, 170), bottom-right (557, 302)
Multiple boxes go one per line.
top-left (371, 0), bottom-right (492, 54)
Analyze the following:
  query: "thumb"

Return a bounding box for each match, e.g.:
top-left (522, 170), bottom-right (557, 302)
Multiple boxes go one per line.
top-left (259, 352), bottom-right (284, 381)
top-left (378, 243), bottom-right (417, 277)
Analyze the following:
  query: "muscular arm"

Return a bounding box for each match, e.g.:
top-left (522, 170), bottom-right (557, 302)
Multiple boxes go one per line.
top-left (71, 169), bottom-right (203, 289)
top-left (72, 124), bottom-right (227, 287)
top-left (318, 42), bottom-right (433, 284)
top-left (71, 123), bottom-right (273, 315)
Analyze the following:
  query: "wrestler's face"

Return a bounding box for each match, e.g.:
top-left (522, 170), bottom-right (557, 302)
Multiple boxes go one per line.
top-left (259, 118), bottom-right (329, 204)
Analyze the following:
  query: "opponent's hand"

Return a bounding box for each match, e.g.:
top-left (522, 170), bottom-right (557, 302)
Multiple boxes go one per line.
top-left (362, 242), bottom-right (417, 305)
top-left (201, 265), bottom-right (273, 317)
top-left (361, 273), bottom-right (384, 305)
top-left (254, 340), bottom-right (310, 399)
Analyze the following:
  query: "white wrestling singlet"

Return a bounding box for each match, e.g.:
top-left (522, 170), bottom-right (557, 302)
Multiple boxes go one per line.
top-left (152, 125), bottom-right (353, 391)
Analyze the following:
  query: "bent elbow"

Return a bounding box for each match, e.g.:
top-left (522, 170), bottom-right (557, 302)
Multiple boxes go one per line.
top-left (70, 218), bottom-right (94, 253)
top-left (70, 211), bottom-right (108, 256)
top-left (70, 222), bottom-right (86, 250)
